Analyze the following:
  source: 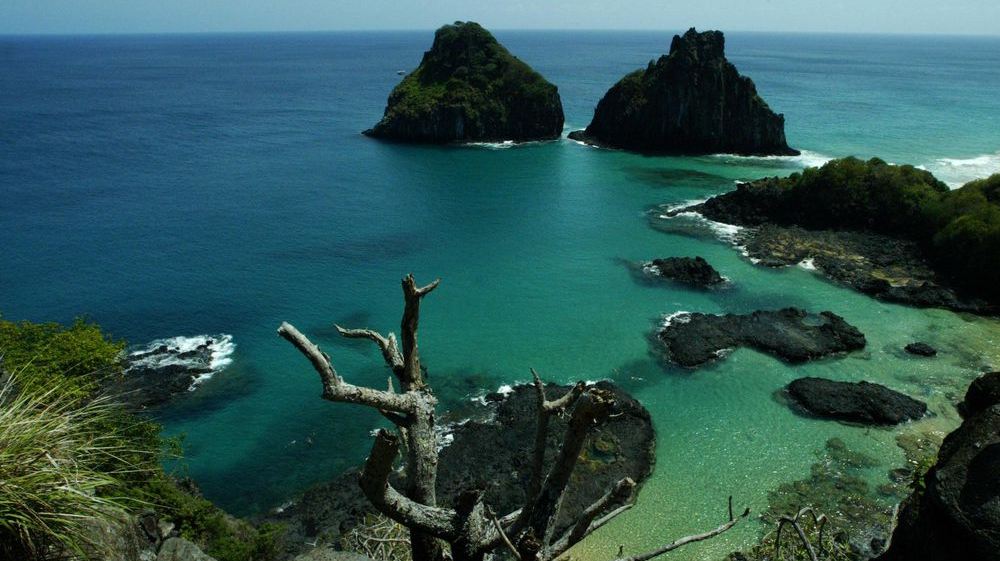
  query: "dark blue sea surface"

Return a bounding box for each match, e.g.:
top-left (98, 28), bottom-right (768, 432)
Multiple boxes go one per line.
top-left (2, 31), bottom-right (1000, 558)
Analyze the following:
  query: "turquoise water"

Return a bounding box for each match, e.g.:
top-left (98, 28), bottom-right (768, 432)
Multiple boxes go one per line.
top-left (2, 31), bottom-right (1000, 559)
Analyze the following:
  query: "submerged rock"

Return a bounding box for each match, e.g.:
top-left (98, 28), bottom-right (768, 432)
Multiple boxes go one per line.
top-left (657, 308), bottom-right (866, 367)
top-left (905, 342), bottom-right (937, 357)
top-left (364, 21), bottom-right (564, 143)
top-left (785, 377), bottom-right (927, 426)
top-left (569, 28), bottom-right (796, 155)
top-left (644, 256), bottom-right (725, 287)
top-left (878, 374), bottom-right (1000, 561)
top-left (264, 382), bottom-right (654, 556)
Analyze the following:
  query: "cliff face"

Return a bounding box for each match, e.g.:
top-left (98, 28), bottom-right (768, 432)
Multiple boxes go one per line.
top-left (569, 28), bottom-right (797, 156)
top-left (364, 22), bottom-right (564, 143)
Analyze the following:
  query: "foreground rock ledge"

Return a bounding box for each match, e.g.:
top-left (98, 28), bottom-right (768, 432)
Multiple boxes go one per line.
top-left (364, 21), bottom-right (564, 143)
top-left (264, 381), bottom-right (655, 556)
top-left (569, 28), bottom-right (797, 156)
top-left (657, 308), bottom-right (866, 368)
top-left (878, 372), bottom-right (1000, 561)
top-left (786, 377), bottom-right (928, 426)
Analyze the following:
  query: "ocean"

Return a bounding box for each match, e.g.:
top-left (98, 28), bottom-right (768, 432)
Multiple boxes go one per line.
top-left (2, 30), bottom-right (1000, 559)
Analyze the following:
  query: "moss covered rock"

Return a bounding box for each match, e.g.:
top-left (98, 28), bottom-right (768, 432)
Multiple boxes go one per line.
top-left (365, 22), bottom-right (564, 143)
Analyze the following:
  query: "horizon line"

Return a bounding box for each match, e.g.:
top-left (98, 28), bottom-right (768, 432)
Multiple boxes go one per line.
top-left (2, 27), bottom-right (999, 39)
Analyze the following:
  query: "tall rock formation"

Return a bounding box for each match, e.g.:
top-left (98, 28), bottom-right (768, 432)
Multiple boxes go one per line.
top-left (364, 22), bottom-right (564, 143)
top-left (569, 28), bottom-right (797, 156)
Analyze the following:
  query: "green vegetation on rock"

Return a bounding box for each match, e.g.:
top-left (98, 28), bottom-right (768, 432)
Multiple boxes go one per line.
top-left (0, 317), bottom-right (283, 561)
top-left (704, 157), bottom-right (1000, 303)
top-left (365, 21), bottom-right (564, 143)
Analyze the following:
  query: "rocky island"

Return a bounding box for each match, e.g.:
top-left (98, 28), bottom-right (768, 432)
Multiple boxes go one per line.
top-left (364, 21), bottom-right (564, 143)
top-left (672, 158), bottom-right (1000, 314)
top-left (569, 28), bottom-right (797, 155)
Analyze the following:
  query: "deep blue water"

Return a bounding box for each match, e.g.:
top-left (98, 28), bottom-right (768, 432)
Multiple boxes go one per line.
top-left (2, 31), bottom-right (1000, 558)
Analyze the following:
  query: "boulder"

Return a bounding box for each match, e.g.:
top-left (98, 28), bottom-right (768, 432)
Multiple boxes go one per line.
top-left (157, 538), bottom-right (216, 561)
top-left (657, 308), bottom-right (865, 368)
top-left (877, 375), bottom-right (1000, 561)
top-left (569, 28), bottom-right (796, 156)
top-left (905, 342), bottom-right (937, 357)
top-left (786, 377), bottom-right (927, 426)
top-left (365, 22), bottom-right (564, 143)
top-left (960, 372), bottom-right (1000, 419)
top-left (645, 256), bottom-right (725, 287)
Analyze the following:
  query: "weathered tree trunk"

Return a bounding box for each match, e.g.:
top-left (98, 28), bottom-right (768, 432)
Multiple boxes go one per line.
top-left (279, 274), bottom-right (748, 561)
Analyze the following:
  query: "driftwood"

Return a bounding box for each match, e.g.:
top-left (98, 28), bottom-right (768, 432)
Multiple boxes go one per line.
top-left (775, 507), bottom-right (828, 561)
top-left (280, 274), bottom-right (748, 561)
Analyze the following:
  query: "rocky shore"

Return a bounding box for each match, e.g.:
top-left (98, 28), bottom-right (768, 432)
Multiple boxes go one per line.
top-left (667, 159), bottom-right (999, 315)
top-left (657, 308), bottom-right (866, 368)
top-left (263, 381), bottom-right (655, 557)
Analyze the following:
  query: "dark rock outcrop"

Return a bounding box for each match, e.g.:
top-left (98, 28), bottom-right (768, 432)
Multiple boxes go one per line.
top-left (644, 256), bottom-right (725, 287)
top-left (905, 342), bottom-right (937, 357)
top-left (657, 308), bottom-right (866, 368)
top-left (878, 373), bottom-right (1000, 561)
top-left (569, 28), bottom-right (796, 156)
top-left (785, 377), bottom-right (927, 426)
top-left (264, 382), bottom-right (655, 556)
top-left (107, 336), bottom-right (231, 410)
top-left (670, 157), bottom-right (999, 314)
top-left (365, 22), bottom-right (564, 143)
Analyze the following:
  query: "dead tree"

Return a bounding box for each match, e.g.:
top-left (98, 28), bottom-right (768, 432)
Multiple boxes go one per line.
top-left (279, 274), bottom-right (748, 561)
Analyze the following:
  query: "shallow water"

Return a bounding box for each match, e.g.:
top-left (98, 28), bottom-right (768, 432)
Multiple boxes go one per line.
top-left (2, 30), bottom-right (1000, 559)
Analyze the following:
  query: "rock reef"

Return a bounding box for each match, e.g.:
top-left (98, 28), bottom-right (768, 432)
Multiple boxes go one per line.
top-left (785, 377), bottom-right (928, 426)
top-left (657, 308), bottom-right (866, 368)
top-left (569, 28), bottom-right (797, 156)
top-left (644, 256), bottom-right (725, 287)
top-left (364, 21), bottom-right (564, 143)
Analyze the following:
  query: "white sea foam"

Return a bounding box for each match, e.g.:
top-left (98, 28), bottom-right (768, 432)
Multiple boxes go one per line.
top-left (709, 149), bottom-right (834, 170)
top-left (126, 334), bottom-right (235, 390)
top-left (668, 211), bottom-right (744, 242)
top-left (660, 311), bottom-right (693, 329)
top-left (920, 151), bottom-right (1000, 188)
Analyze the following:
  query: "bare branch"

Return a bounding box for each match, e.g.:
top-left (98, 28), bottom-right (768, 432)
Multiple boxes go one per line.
top-left (278, 322), bottom-right (415, 414)
top-left (336, 325), bottom-right (405, 373)
top-left (614, 506), bottom-right (751, 561)
top-left (525, 370), bottom-right (588, 509)
top-left (400, 274), bottom-right (440, 390)
top-left (547, 477), bottom-right (636, 558)
top-left (526, 388), bottom-right (616, 544)
top-left (775, 507), bottom-right (826, 561)
top-left (487, 506), bottom-right (522, 561)
top-left (359, 430), bottom-right (459, 541)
